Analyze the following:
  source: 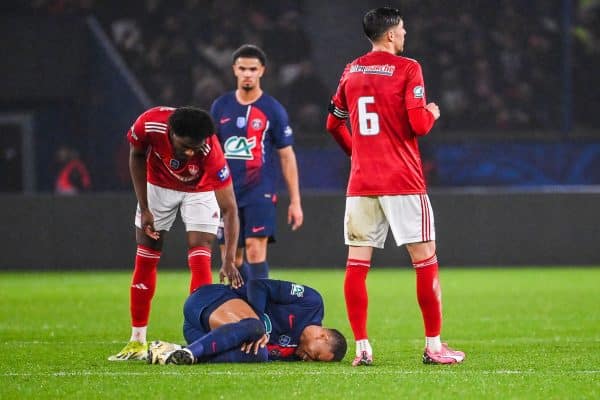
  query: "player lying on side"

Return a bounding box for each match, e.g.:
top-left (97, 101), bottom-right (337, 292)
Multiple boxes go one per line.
top-left (148, 278), bottom-right (347, 364)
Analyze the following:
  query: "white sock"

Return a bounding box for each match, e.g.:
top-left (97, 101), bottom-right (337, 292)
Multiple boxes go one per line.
top-left (426, 336), bottom-right (442, 353)
top-left (130, 326), bottom-right (147, 344)
top-left (355, 339), bottom-right (372, 356)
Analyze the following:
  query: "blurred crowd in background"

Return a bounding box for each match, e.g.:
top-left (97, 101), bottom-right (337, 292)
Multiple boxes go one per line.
top-left (13, 0), bottom-right (600, 136)
top-left (2, 0), bottom-right (600, 191)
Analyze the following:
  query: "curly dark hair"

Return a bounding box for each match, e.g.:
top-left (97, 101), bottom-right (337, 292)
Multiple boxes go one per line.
top-left (168, 106), bottom-right (215, 140)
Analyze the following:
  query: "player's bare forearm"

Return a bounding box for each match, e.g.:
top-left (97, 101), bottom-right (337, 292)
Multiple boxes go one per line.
top-left (215, 184), bottom-right (243, 287)
top-left (278, 147), bottom-right (301, 205)
top-left (129, 145), bottom-right (149, 210)
top-left (278, 147), bottom-right (303, 230)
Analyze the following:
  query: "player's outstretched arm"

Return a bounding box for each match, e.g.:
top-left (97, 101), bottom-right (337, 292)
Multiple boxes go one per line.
top-left (215, 183), bottom-right (243, 288)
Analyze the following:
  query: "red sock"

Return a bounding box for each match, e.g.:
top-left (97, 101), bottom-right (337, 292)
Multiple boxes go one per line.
top-left (414, 254), bottom-right (442, 337)
top-left (344, 259), bottom-right (370, 341)
top-left (130, 245), bottom-right (160, 327)
top-left (188, 246), bottom-right (212, 293)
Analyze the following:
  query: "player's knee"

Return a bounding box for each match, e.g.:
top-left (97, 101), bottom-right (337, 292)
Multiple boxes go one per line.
top-left (239, 318), bottom-right (266, 340)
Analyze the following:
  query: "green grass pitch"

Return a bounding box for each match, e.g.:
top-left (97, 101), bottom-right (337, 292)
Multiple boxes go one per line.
top-left (1, 268), bottom-right (599, 399)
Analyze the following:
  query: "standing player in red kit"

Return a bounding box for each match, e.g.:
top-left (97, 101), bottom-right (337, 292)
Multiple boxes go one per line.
top-left (326, 7), bottom-right (465, 366)
top-left (109, 106), bottom-right (243, 361)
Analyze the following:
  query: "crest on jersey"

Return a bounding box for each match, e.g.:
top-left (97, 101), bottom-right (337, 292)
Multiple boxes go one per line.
top-left (413, 85), bottom-right (424, 99)
top-left (217, 165), bottom-right (230, 181)
top-left (169, 159), bottom-right (180, 169)
top-left (278, 335), bottom-right (292, 346)
top-left (223, 136), bottom-right (256, 160)
top-left (236, 117), bottom-right (246, 128)
top-left (290, 284), bottom-right (304, 298)
top-left (187, 164), bottom-right (199, 176)
top-left (251, 118), bottom-right (263, 130)
top-left (284, 126), bottom-right (293, 137)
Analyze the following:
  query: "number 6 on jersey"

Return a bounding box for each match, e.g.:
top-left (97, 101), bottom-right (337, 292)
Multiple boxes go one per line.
top-left (357, 96), bottom-right (380, 135)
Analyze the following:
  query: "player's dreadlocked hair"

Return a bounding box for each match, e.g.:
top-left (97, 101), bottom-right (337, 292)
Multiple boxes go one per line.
top-left (327, 328), bottom-right (348, 362)
top-left (168, 106), bottom-right (215, 141)
top-left (363, 7), bottom-right (403, 42)
top-left (232, 44), bottom-right (267, 66)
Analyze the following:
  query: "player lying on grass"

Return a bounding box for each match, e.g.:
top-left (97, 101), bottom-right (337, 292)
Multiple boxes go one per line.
top-left (148, 278), bottom-right (347, 364)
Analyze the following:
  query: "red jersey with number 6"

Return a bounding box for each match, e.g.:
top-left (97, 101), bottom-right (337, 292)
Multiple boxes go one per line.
top-left (127, 106), bottom-right (232, 192)
top-left (330, 51), bottom-right (429, 196)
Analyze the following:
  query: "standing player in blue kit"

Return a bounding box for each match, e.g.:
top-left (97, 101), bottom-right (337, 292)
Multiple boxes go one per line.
top-left (211, 44), bottom-right (303, 281)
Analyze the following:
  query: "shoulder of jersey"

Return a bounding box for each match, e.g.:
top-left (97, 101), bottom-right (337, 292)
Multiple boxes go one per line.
top-left (143, 106), bottom-right (175, 120)
top-left (214, 91), bottom-right (236, 105)
top-left (395, 55), bottom-right (420, 67)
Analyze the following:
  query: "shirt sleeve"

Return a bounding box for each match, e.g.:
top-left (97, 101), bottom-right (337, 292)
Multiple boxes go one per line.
top-left (328, 64), bottom-right (351, 119)
top-left (246, 279), bottom-right (322, 315)
top-left (126, 112), bottom-right (149, 149)
top-left (404, 61), bottom-right (428, 110)
top-left (271, 102), bottom-right (294, 149)
top-left (201, 135), bottom-right (232, 190)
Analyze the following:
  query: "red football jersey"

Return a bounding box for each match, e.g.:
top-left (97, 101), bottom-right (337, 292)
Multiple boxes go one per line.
top-left (126, 106), bottom-right (232, 192)
top-left (331, 51), bottom-right (430, 196)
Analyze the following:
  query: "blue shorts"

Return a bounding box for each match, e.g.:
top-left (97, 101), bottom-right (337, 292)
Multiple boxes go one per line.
top-left (182, 284), bottom-right (242, 343)
top-left (217, 202), bottom-right (276, 247)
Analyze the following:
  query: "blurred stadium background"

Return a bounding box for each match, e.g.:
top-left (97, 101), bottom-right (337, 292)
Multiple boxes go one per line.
top-left (1, 0), bottom-right (599, 269)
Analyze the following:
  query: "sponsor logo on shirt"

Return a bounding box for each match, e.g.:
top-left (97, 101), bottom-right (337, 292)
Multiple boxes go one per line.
top-left (217, 165), bottom-right (230, 181)
top-left (349, 64), bottom-right (396, 76)
top-left (220, 117), bottom-right (231, 124)
top-left (251, 118), bottom-right (263, 130)
top-left (236, 116), bottom-right (246, 128)
top-left (290, 284), bottom-right (304, 298)
top-left (262, 314), bottom-right (272, 336)
top-left (284, 126), bottom-right (293, 137)
top-left (223, 136), bottom-right (256, 160)
top-left (413, 85), bottom-right (424, 98)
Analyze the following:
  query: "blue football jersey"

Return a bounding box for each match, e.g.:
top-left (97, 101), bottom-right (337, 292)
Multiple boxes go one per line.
top-left (235, 279), bottom-right (324, 360)
top-left (210, 92), bottom-right (294, 207)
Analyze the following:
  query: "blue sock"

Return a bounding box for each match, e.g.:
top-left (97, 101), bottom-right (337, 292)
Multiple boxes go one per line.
top-left (206, 346), bottom-right (268, 363)
top-left (248, 261), bottom-right (269, 280)
top-left (239, 262), bottom-right (251, 282)
top-left (186, 318), bottom-right (265, 359)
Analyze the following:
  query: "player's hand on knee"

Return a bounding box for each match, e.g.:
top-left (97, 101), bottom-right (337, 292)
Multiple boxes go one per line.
top-left (241, 334), bottom-right (269, 355)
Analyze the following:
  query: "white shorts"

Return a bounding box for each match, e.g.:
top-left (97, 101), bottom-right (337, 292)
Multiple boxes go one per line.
top-left (344, 194), bottom-right (435, 248)
top-left (135, 183), bottom-right (220, 233)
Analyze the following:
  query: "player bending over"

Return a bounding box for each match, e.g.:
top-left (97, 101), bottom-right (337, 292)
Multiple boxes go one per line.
top-left (109, 106), bottom-right (242, 361)
top-left (149, 278), bottom-right (347, 364)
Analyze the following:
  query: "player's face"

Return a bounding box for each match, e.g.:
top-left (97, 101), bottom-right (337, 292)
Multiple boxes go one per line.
top-left (296, 329), bottom-right (335, 362)
top-left (391, 19), bottom-right (406, 55)
top-left (169, 133), bottom-right (206, 159)
top-left (233, 57), bottom-right (265, 91)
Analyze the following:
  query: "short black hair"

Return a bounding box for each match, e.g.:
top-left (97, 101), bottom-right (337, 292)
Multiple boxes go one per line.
top-left (327, 328), bottom-right (348, 362)
top-left (232, 44), bottom-right (267, 66)
top-left (168, 107), bottom-right (215, 141)
top-left (363, 7), bottom-right (403, 42)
